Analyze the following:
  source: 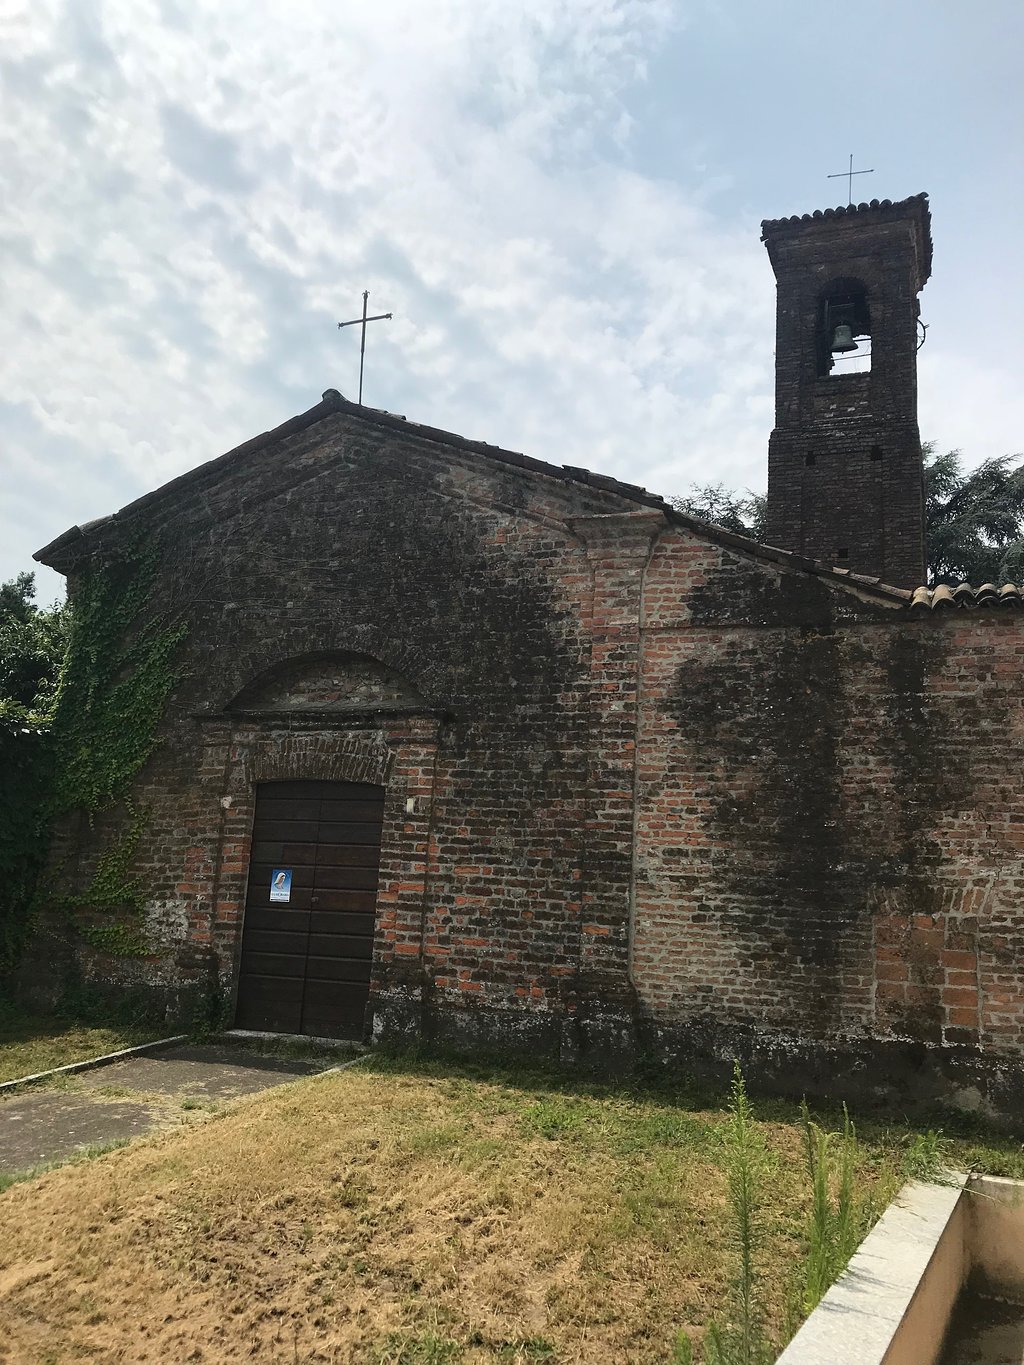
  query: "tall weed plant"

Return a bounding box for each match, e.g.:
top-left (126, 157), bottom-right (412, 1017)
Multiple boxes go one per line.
top-left (674, 1074), bottom-right (879, 1364)
top-left (789, 1100), bottom-right (866, 1327)
top-left (685, 1062), bottom-right (774, 1365)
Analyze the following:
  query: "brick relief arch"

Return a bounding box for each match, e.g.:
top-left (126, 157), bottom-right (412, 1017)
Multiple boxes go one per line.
top-left (227, 650), bottom-right (425, 719)
top-left (212, 630), bottom-right (444, 714)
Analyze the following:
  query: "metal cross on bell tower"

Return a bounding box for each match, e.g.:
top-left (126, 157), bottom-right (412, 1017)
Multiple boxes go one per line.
top-left (827, 154), bottom-right (874, 207)
top-left (337, 290), bottom-right (392, 406)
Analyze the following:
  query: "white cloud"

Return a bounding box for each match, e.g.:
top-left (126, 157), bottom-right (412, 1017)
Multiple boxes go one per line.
top-left (2, 0), bottom-right (1016, 606)
top-left (919, 349), bottom-right (1024, 462)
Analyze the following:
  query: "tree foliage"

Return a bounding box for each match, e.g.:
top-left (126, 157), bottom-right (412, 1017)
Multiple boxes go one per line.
top-left (0, 574), bottom-right (67, 973)
top-left (671, 485), bottom-right (767, 541)
top-left (923, 444), bottom-right (1024, 586)
top-left (0, 572), bottom-right (67, 733)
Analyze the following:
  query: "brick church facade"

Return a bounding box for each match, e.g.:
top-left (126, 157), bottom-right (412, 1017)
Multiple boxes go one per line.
top-left (28, 194), bottom-right (1024, 1118)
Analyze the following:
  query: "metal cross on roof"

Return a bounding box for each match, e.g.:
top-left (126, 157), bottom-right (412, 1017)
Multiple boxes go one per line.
top-left (827, 154), bottom-right (874, 207)
top-left (337, 290), bottom-right (392, 406)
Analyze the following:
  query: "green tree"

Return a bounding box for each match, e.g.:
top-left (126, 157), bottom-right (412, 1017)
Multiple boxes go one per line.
top-left (923, 444), bottom-right (1024, 586)
top-left (671, 485), bottom-right (767, 540)
top-left (0, 572), bottom-right (67, 732)
top-left (0, 573), bottom-right (67, 975)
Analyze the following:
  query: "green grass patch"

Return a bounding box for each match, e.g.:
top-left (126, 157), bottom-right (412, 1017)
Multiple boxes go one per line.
top-left (377, 1328), bottom-right (465, 1363)
top-left (0, 1005), bottom-right (155, 1084)
top-left (364, 1044), bottom-right (1024, 1181)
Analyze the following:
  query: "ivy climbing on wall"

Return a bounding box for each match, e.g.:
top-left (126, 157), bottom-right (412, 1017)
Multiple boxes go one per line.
top-left (0, 544), bottom-right (187, 976)
top-left (50, 547), bottom-right (187, 812)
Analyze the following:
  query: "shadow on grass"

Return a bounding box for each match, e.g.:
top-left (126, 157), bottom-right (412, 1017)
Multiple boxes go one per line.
top-left (0, 1002), bottom-right (157, 1085)
top-left (361, 1041), bottom-right (1024, 1179)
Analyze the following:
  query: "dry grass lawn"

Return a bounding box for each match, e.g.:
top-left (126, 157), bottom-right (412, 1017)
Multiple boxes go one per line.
top-left (1, 1052), bottom-right (1014, 1365)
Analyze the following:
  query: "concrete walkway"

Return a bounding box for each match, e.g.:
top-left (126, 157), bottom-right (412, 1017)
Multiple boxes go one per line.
top-left (0, 1043), bottom-right (333, 1175)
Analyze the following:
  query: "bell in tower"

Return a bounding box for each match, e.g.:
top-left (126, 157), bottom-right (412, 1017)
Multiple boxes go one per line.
top-left (830, 322), bottom-right (858, 354)
top-left (760, 194), bottom-right (932, 589)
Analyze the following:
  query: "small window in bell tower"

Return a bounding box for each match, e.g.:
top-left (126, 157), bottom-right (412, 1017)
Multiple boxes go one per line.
top-left (818, 280), bottom-right (871, 377)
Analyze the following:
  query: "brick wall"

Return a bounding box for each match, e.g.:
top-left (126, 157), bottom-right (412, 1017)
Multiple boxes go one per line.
top-left (27, 400), bottom-right (1024, 1116)
top-left (30, 408), bottom-right (638, 1045)
top-left (632, 529), bottom-right (1024, 1105)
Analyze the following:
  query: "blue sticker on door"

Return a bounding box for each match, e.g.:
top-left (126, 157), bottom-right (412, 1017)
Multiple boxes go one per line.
top-left (270, 869), bottom-right (292, 903)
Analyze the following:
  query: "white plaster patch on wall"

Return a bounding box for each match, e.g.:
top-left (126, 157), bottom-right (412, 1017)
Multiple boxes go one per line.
top-left (144, 897), bottom-right (191, 948)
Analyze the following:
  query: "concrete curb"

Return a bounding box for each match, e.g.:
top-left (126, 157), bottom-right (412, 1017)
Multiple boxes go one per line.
top-left (0, 1034), bottom-right (189, 1097)
top-left (317, 1053), bottom-right (371, 1077)
top-left (776, 1172), bottom-right (970, 1365)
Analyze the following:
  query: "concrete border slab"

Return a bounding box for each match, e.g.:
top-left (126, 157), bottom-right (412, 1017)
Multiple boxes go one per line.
top-left (0, 1035), bottom-right (188, 1096)
top-left (224, 1028), bottom-right (367, 1051)
top-left (777, 1173), bottom-right (970, 1365)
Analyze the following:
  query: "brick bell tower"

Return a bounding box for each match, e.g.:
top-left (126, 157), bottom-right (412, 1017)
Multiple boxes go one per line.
top-left (761, 193), bottom-right (932, 589)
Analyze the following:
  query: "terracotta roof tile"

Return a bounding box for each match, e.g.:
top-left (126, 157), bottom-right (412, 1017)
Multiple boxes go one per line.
top-left (760, 193), bottom-right (933, 287)
top-left (761, 193), bottom-right (927, 233)
top-left (908, 583), bottom-right (1023, 610)
top-left (931, 584), bottom-right (957, 610)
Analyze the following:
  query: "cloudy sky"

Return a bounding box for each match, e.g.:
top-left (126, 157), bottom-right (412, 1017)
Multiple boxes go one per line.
top-left (3, 0), bottom-right (1022, 600)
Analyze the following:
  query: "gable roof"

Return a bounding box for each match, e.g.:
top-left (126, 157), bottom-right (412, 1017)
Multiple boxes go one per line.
top-left (35, 388), bottom-right (664, 573)
top-left (34, 387), bottom-right (1006, 614)
top-left (33, 389), bottom-right (905, 606)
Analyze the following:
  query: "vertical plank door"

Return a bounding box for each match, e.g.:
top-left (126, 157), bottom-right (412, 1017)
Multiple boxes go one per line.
top-left (235, 779), bottom-right (384, 1037)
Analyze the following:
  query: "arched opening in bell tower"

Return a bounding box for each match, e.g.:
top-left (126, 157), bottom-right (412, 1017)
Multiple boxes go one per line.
top-left (817, 278), bottom-right (872, 377)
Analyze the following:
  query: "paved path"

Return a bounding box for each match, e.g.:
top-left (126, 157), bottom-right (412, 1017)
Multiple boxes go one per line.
top-left (0, 1044), bottom-right (334, 1175)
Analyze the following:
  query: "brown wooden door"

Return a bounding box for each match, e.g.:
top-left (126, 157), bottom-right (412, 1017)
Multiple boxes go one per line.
top-left (235, 779), bottom-right (384, 1038)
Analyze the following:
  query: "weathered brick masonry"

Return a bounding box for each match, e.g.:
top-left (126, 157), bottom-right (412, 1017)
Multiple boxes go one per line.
top-left (631, 531), bottom-right (1024, 1115)
top-left (29, 387), bottom-right (1024, 1117)
top-left (31, 393), bottom-right (651, 1057)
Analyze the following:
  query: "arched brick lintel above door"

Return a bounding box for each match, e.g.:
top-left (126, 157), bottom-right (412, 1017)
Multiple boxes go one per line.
top-left (245, 732), bottom-right (396, 788)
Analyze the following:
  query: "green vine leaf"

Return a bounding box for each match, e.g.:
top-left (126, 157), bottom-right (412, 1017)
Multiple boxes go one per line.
top-left (2, 542), bottom-right (188, 970)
